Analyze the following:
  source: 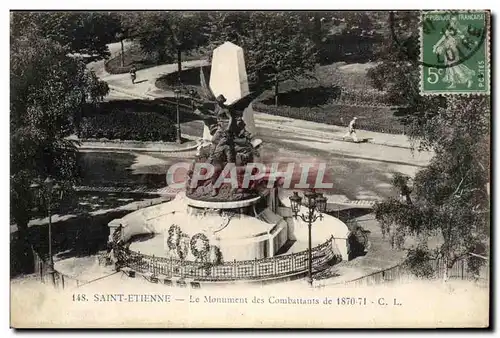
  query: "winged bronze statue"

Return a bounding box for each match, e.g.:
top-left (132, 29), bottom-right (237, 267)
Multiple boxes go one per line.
top-left (186, 66), bottom-right (266, 200)
top-left (195, 66), bottom-right (263, 167)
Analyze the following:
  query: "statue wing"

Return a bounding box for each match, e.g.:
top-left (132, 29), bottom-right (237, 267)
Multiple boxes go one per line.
top-left (227, 89), bottom-right (265, 113)
top-left (199, 66), bottom-right (216, 102)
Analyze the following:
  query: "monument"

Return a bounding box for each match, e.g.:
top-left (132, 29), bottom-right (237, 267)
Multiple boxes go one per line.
top-left (105, 42), bottom-right (350, 284)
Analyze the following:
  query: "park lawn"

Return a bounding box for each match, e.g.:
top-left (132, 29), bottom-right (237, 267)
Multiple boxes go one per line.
top-left (155, 62), bottom-right (381, 94)
top-left (258, 61), bottom-right (390, 108)
top-left (280, 61), bottom-right (381, 92)
top-left (104, 43), bottom-right (156, 74)
top-left (254, 102), bottom-right (402, 134)
top-left (255, 62), bottom-right (403, 133)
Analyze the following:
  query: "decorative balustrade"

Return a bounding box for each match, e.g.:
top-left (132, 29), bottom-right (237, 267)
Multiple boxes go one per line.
top-left (115, 235), bottom-right (338, 282)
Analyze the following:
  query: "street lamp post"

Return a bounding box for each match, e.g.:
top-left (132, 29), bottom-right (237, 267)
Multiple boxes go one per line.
top-left (188, 89), bottom-right (196, 111)
top-left (30, 177), bottom-right (61, 287)
top-left (289, 190), bottom-right (327, 287)
top-left (174, 89), bottom-right (182, 144)
top-left (176, 43), bottom-right (182, 85)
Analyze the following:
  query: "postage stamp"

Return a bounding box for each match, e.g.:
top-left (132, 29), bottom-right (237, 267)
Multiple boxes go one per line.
top-left (420, 10), bottom-right (490, 95)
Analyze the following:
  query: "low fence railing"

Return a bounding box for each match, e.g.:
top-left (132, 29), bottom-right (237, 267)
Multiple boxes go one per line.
top-left (117, 235), bottom-right (338, 282)
top-left (325, 253), bottom-right (489, 288)
top-left (431, 254), bottom-right (489, 287)
top-left (35, 253), bottom-right (81, 289)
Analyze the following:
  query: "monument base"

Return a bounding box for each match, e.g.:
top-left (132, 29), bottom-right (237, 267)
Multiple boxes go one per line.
top-left (110, 192), bottom-right (290, 261)
top-left (107, 188), bottom-right (351, 283)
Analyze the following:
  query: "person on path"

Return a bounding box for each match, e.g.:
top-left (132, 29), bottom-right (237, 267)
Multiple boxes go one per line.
top-left (343, 117), bottom-right (359, 142)
top-left (129, 65), bottom-right (137, 84)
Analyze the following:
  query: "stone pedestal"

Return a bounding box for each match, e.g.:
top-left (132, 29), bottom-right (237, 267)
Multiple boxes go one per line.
top-left (209, 42), bottom-right (250, 105)
top-left (209, 41), bottom-right (256, 137)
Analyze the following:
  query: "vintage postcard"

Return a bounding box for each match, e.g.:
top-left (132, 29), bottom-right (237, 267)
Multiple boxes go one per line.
top-left (10, 10), bottom-right (491, 328)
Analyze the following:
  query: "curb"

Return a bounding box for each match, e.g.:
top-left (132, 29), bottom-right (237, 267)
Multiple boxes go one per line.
top-left (336, 199), bottom-right (377, 208)
top-left (79, 144), bottom-right (199, 153)
top-left (75, 185), bottom-right (182, 197)
top-left (108, 84), bottom-right (157, 101)
top-left (326, 200), bottom-right (377, 211)
top-left (78, 138), bottom-right (200, 153)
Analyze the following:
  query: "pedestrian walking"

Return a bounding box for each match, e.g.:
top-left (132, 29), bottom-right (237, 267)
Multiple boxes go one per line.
top-left (343, 117), bottom-right (359, 142)
top-left (130, 65), bottom-right (137, 84)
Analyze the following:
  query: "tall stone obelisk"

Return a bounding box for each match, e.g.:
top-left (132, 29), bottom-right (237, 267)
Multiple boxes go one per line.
top-left (208, 42), bottom-right (256, 136)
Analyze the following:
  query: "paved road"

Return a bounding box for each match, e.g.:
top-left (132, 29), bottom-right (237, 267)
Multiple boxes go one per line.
top-left (80, 133), bottom-right (422, 202)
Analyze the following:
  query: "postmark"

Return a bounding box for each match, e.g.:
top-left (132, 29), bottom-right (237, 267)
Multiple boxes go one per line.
top-left (420, 10), bottom-right (490, 95)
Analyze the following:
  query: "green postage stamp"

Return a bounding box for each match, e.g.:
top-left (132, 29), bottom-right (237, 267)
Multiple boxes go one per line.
top-left (420, 10), bottom-right (490, 95)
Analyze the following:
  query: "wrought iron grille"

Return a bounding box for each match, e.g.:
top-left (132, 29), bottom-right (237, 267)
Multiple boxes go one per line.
top-left (115, 235), bottom-right (339, 281)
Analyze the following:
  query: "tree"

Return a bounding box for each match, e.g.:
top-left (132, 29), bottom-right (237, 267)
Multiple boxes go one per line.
top-left (199, 11), bottom-right (250, 53)
top-left (370, 11), bottom-right (490, 281)
top-left (10, 26), bottom-right (108, 273)
top-left (120, 11), bottom-right (207, 79)
top-left (11, 11), bottom-right (122, 60)
top-left (303, 11), bottom-right (384, 64)
top-left (115, 31), bottom-right (126, 67)
top-left (374, 96), bottom-right (490, 281)
top-left (205, 12), bottom-right (321, 106)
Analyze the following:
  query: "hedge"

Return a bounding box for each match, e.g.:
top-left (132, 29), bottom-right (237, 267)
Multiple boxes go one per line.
top-left (79, 111), bottom-right (177, 142)
top-left (253, 102), bottom-right (405, 134)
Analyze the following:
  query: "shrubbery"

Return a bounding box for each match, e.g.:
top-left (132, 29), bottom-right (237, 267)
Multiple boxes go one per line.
top-left (253, 102), bottom-right (404, 134)
top-left (79, 111), bottom-right (176, 142)
top-left (337, 88), bottom-right (391, 107)
top-left (404, 246), bottom-right (436, 279)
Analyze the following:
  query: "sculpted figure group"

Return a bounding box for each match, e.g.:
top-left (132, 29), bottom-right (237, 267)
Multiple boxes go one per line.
top-left (206, 94), bottom-right (259, 167)
top-left (185, 66), bottom-right (264, 200)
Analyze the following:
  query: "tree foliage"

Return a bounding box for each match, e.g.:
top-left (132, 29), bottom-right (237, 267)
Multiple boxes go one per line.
top-left (198, 12), bottom-right (250, 56)
top-left (11, 11), bottom-right (122, 59)
top-left (367, 11), bottom-right (447, 148)
top-left (10, 24), bottom-right (109, 271)
top-left (374, 96), bottom-right (490, 279)
top-left (330, 11), bottom-right (378, 36)
top-left (204, 11), bottom-right (321, 105)
top-left (119, 11), bottom-right (207, 63)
